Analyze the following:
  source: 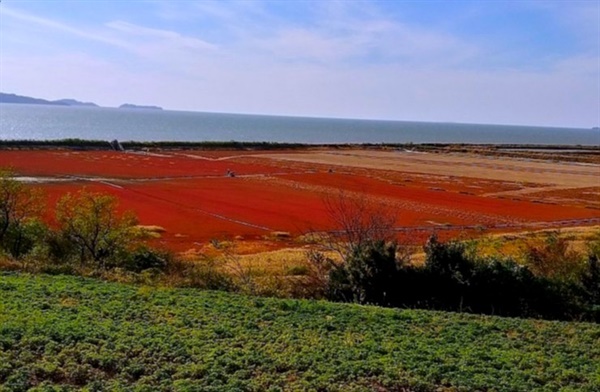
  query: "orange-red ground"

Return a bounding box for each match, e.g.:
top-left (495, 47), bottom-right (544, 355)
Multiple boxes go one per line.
top-left (2, 150), bottom-right (598, 252)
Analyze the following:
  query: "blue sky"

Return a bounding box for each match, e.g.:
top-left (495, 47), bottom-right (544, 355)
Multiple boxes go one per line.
top-left (0, 0), bottom-right (598, 127)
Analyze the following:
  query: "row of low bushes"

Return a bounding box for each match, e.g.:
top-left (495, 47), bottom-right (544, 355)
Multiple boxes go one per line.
top-left (311, 233), bottom-right (600, 322)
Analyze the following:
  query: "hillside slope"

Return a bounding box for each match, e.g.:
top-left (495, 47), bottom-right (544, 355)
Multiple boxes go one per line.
top-left (0, 273), bottom-right (598, 391)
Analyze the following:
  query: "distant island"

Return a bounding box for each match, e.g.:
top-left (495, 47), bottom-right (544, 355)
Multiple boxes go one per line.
top-left (53, 98), bottom-right (99, 107)
top-left (0, 92), bottom-right (162, 110)
top-left (0, 92), bottom-right (99, 107)
top-left (119, 103), bottom-right (163, 110)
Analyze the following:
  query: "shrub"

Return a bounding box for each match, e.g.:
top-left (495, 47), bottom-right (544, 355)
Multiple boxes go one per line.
top-left (3, 218), bottom-right (48, 259)
top-left (582, 254), bottom-right (600, 306)
top-left (0, 169), bottom-right (46, 259)
top-left (523, 231), bottom-right (585, 283)
top-left (118, 246), bottom-right (171, 273)
top-left (43, 230), bottom-right (78, 265)
top-left (165, 256), bottom-right (235, 291)
top-left (56, 189), bottom-right (141, 269)
top-left (422, 235), bottom-right (475, 311)
top-left (326, 240), bottom-right (400, 305)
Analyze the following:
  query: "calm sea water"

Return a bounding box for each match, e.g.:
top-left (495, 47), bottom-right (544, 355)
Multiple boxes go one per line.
top-left (1, 103), bottom-right (598, 145)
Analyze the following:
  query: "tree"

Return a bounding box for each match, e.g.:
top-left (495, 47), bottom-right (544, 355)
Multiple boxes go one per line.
top-left (323, 190), bottom-right (398, 255)
top-left (309, 191), bottom-right (404, 305)
top-left (0, 169), bottom-right (45, 258)
top-left (56, 189), bottom-right (139, 268)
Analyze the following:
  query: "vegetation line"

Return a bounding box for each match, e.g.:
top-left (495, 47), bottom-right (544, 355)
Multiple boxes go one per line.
top-left (1, 138), bottom-right (599, 151)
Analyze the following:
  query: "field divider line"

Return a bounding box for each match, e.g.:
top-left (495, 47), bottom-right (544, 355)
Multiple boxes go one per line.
top-left (55, 176), bottom-right (277, 231)
top-left (320, 218), bottom-right (600, 236)
top-left (174, 153), bottom-right (267, 161)
top-left (199, 211), bottom-right (274, 231)
top-left (113, 185), bottom-right (275, 232)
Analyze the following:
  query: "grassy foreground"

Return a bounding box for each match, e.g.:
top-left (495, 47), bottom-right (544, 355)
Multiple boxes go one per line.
top-left (1, 273), bottom-right (599, 392)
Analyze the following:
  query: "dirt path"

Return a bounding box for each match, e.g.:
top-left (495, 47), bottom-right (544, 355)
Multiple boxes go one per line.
top-left (262, 150), bottom-right (600, 189)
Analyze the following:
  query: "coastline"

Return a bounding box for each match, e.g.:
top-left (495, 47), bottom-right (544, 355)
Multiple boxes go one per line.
top-left (0, 139), bottom-right (598, 164)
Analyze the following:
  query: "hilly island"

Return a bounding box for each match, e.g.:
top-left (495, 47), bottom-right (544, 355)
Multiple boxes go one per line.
top-left (0, 92), bottom-right (162, 110)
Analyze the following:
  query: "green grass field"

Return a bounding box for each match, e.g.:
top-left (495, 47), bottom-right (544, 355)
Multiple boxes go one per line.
top-left (1, 273), bottom-right (599, 392)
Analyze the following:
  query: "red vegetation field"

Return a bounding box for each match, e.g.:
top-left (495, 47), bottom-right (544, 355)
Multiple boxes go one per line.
top-left (0, 150), bottom-right (287, 178)
top-left (3, 149), bottom-right (599, 252)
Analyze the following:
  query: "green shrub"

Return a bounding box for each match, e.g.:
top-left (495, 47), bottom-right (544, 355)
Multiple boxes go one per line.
top-left (327, 240), bottom-right (399, 305)
top-left (284, 264), bottom-right (310, 276)
top-left (117, 246), bottom-right (171, 273)
top-left (165, 257), bottom-right (235, 291)
top-left (523, 231), bottom-right (585, 283)
top-left (0, 169), bottom-right (46, 259)
top-left (582, 254), bottom-right (600, 306)
top-left (56, 189), bottom-right (141, 269)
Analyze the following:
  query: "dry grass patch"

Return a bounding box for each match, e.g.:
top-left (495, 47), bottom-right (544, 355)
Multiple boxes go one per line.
top-left (470, 226), bottom-right (600, 262)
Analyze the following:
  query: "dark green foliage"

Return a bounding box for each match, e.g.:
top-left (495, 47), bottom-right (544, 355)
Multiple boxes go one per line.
top-left (469, 258), bottom-right (538, 315)
top-left (116, 246), bottom-right (170, 273)
top-left (0, 170), bottom-right (46, 259)
top-left (328, 241), bottom-right (398, 305)
top-left (1, 273), bottom-right (599, 391)
top-left (0, 139), bottom-right (420, 151)
top-left (419, 236), bottom-right (596, 321)
top-left (582, 254), bottom-right (600, 307)
top-left (0, 139), bottom-right (111, 149)
top-left (43, 230), bottom-right (78, 266)
top-left (422, 235), bottom-right (475, 311)
top-left (322, 236), bottom-right (600, 322)
top-left (56, 190), bottom-right (140, 268)
top-left (2, 219), bottom-right (47, 259)
top-left (164, 257), bottom-right (235, 291)
top-left (523, 231), bottom-right (585, 283)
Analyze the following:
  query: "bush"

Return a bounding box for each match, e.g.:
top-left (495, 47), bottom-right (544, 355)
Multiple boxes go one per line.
top-left (318, 233), bottom-right (600, 322)
top-left (423, 235), bottom-right (475, 311)
top-left (582, 254), bottom-right (600, 306)
top-left (56, 189), bottom-right (141, 269)
top-left (0, 169), bottom-right (46, 259)
top-left (165, 256), bottom-right (235, 291)
top-left (117, 246), bottom-right (171, 273)
top-left (326, 240), bottom-right (400, 305)
top-left (523, 231), bottom-right (585, 283)
top-left (469, 258), bottom-right (536, 316)
top-left (43, 230), bottom-right (78, 265)
top-left (2, 218), bottom-right (48, 259)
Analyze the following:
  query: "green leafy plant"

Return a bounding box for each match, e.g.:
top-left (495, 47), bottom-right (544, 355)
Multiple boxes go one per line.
top-left (0, 169), bottom-right (46, 259)
top-left (1, 273), bottom-right (598, 391)
top-left (55, 189), bottom-right (140, 269)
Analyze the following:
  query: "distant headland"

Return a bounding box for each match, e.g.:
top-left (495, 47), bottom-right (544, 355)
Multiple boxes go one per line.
top-left (0, 92), bottom-right (98, 107)
top-left (0, 92), bottom-right (162, 110)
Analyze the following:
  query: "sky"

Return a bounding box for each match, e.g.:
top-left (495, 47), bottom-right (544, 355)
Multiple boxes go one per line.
top-left (0, 0), bottom-right (598, 128)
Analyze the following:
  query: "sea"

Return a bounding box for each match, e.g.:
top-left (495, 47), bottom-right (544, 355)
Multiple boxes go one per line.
top-left (1, 103), bottom-right (598, 145)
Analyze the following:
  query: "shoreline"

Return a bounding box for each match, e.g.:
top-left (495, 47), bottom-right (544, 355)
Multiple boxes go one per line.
top-left (0, 138), bottom-right (598, 150)
top-left (1, 139), bottom-right (597, 164)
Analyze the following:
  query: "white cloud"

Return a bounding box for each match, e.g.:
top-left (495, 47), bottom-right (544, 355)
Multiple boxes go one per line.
top-left (106, 21), bottom-right (217, 51)
top-left (0, 1), bottom-right (597, 128)
top-left (0, 6), bottom-right (129, 49)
